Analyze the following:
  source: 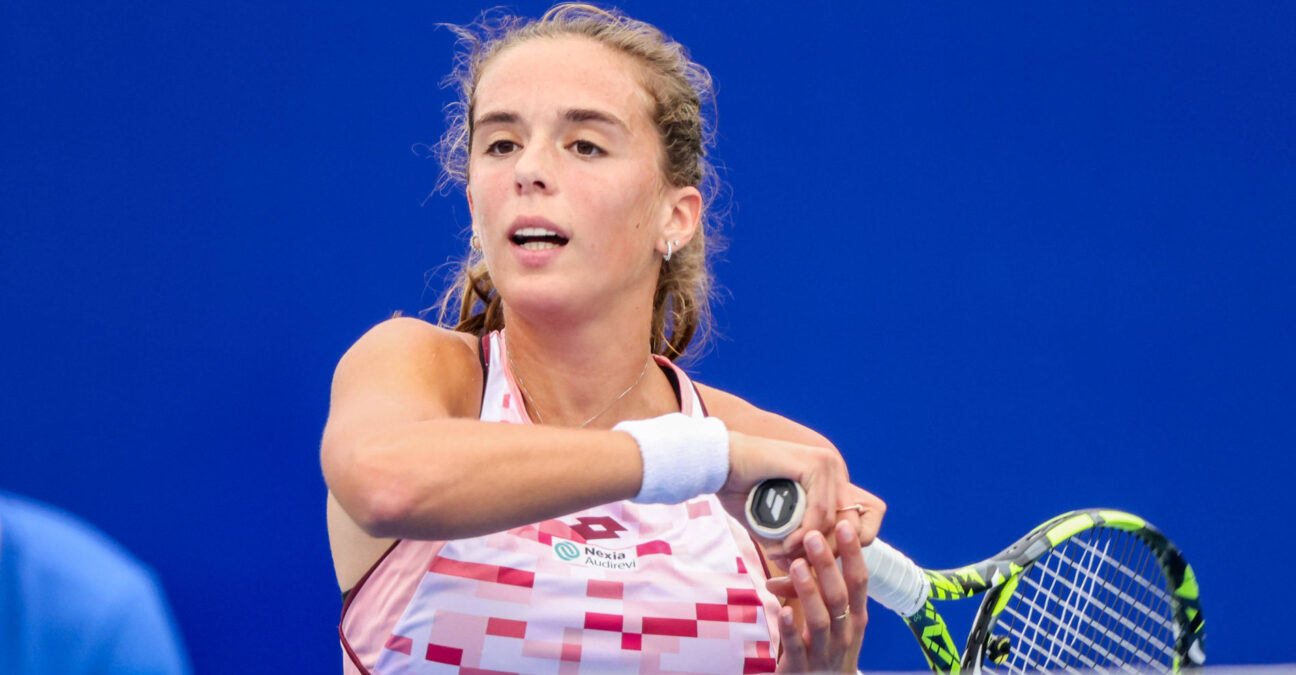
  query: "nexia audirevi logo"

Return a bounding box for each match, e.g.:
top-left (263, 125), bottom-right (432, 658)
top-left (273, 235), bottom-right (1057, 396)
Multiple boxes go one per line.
top-left (551, 540), bottom-right (638, 570)
top-left (554, 540), bottom-right (581, 561)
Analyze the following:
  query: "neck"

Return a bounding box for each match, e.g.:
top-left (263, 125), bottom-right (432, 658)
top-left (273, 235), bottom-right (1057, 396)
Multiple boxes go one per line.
top-left (500, 303), bottom-right (678, 428)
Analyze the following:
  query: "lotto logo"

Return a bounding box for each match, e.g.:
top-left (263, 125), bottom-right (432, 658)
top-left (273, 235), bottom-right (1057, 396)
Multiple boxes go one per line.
top-left (569, 516), bottom-right (627, 541)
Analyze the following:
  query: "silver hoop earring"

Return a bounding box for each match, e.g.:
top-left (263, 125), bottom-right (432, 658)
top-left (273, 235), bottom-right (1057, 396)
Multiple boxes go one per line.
top-left (664, 240), bottom-right (673, 262)
top-left (470, 234), bottom-right (481, 251)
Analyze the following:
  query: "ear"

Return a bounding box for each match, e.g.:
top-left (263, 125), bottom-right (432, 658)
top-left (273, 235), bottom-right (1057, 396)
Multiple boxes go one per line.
top-left (466, 188), bottom-right (480, 243)
top-left (657, 185), bottom-right (703, 255)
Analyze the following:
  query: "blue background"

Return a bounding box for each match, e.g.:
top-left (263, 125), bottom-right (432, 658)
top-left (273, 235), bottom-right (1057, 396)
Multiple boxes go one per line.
top-left (3, 2), bottom-right (1292, 671)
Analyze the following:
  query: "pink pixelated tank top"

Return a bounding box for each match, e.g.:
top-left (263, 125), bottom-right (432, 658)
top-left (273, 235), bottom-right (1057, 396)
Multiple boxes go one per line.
top-left (339, 331), bottom-right (781, 674)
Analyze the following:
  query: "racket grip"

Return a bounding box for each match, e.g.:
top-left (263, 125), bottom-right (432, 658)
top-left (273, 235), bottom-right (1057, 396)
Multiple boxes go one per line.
top-left (746, 480), bottom-right (929, 618)
top-left (859, 538), bottom-right (929, 619)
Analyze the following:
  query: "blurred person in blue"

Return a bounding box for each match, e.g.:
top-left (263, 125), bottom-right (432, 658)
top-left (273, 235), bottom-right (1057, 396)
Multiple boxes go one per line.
top-left (0, 491), bottom-right (191, 674)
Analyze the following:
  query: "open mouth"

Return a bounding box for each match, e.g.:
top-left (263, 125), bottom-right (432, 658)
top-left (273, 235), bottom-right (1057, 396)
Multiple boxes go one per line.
top-left (510, 227), bottom-right (570, 250)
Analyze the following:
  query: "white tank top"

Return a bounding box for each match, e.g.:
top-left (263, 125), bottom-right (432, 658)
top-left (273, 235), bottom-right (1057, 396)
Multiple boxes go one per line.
top-left (339, 331), bottom-right (781, 674)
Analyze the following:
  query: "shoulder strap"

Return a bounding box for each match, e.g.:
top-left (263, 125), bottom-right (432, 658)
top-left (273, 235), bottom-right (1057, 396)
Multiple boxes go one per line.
top-left (653, 356), bottom-right (709, 417)
top-left (477, 333), bottom-right (490, 412)
top-left (659, 362), bottom-right (683, 410)
top-left (694, 380), bottom-right (709, 416)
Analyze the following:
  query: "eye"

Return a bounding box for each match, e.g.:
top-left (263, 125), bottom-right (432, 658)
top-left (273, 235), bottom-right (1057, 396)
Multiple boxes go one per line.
top-left (570, 140), bottom-right (604, 157)
top-left (485, 139), bottom-right (518, 156)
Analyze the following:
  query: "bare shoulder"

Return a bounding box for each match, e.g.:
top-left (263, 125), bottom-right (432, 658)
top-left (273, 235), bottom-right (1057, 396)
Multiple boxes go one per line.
top-left (330, 317), bottom-right (482, 418)
top-left (336, 316), bottom-right (477, 376)
top-left (323, 319), bottom-right (484, 590)
top-left (693, 382), bottom-right (833, 450)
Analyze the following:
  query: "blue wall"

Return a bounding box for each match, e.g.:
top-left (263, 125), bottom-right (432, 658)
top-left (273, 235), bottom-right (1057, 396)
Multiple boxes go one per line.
top-left (3, 2), bottom-right (1292, 671)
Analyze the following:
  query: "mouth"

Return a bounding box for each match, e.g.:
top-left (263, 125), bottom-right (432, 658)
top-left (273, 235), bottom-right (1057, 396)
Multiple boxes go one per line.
top-left (508, 218), bottom-right (570, 250)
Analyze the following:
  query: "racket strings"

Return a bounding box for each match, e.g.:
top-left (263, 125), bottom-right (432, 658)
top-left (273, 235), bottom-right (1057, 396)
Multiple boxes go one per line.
top-left (1012, 535), bottom-right (1172, 673)
top-left (1049, 538), bottom-right (1178, 647)
top-left (985, 528), bottom-right (1176, 674)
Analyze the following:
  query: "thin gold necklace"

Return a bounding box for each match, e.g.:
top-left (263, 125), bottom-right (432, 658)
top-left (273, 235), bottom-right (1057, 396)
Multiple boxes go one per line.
top-left (507, 344), bottom-right (651, 428)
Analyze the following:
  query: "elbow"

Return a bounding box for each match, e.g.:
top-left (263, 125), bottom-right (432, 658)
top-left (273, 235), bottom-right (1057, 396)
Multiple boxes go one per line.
top-left (350, 473), bottom-right (417, 538)
top-left (324, 439), bottom-right (428, 539)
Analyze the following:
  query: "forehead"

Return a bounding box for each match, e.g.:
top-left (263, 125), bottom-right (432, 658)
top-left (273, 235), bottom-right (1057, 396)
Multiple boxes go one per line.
top-left (474, 36), bottom-right (654, 126)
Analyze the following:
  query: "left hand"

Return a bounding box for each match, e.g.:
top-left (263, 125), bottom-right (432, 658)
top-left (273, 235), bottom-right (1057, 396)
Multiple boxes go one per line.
top-left (768, 520), bottom-right (869, 673)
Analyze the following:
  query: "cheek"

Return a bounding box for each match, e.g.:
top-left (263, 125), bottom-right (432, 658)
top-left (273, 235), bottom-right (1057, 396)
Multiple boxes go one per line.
top-left (589, 166), bottom-right (664, 225)
top-left (585, 189), bottom-right (653, 245)
top-left (467, 169), bottom-right (508, 217)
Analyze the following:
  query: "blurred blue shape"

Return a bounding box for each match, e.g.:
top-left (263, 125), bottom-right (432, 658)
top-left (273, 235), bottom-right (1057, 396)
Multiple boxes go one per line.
top-left (0, 492), bottom-right (191, 675)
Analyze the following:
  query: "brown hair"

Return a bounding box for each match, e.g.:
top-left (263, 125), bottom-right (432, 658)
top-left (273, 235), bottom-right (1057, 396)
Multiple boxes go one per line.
top-left (432, 3), bottom-right (721, 361)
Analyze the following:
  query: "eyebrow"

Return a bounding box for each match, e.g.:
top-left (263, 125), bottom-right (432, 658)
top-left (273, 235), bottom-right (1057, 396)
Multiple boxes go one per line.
top-left (562, 108), bottom-right (627, 131)
top-left (474, 111), bottom-right (519, 129)
top-left (472, 108), bottom-right (628, 132)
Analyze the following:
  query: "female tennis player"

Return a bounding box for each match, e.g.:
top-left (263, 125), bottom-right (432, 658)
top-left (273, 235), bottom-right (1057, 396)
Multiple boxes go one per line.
top-left (322, 5), bottom-right (885, 673)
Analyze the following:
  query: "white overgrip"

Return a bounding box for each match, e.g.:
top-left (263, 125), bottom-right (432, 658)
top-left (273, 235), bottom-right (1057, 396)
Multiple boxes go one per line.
top-left (858, 538), bottom-right (930, 618)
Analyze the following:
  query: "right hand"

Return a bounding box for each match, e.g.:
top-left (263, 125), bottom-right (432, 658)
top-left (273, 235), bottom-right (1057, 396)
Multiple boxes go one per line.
top-left (717, 431), bottom-right (885, 565)
top-left (773, 522), bottom-right (870, 673)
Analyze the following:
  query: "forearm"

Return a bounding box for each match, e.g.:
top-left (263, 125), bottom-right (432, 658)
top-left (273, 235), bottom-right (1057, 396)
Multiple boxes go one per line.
top-left (325, 418), bottom-right (644, 540)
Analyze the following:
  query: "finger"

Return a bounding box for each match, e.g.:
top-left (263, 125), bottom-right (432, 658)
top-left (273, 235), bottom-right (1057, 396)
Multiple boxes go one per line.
top-left (789, 468), bottom-right (836, 559)
top-left (764, 576), bottom-right (794, 599)
top-left (816, 468), bottom-right (840, 543)
top-left (757, 536), bottom-right (789, 564)
top-left (781, 527), bottom-right (805, 561)
top-left (845, 485), bottom-right (885, 546)
top-left (805, 529), bottom-right (851, 643)
top-left (790, 557), bottom-right (831, 666)
top-left (831, 502), bottom-right (862, 556)
top-left (777, 606), bottom-right (807, 672)
top-left (836, 520), bottom-right (869, 623)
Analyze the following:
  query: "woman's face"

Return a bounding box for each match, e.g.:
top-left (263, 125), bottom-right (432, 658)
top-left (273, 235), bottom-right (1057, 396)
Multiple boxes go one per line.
top-left (466, 36), bottom-right (689, 322)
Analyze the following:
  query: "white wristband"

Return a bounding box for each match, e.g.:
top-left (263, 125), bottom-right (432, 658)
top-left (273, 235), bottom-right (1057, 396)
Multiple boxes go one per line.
top-left (613, 413), bottom-right (730, 504)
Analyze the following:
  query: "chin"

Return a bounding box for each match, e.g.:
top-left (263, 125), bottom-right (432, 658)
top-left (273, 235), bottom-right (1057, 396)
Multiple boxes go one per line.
top-left (497, 278), bottom-right (589, 323)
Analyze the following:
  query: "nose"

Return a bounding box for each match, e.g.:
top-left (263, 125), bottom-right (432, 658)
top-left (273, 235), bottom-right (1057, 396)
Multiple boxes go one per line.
top-left (513, 144), bottom-right (552, 195)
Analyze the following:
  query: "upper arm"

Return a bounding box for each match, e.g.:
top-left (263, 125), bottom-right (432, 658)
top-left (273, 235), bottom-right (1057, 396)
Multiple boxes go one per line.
top-left (319, 318), bottom-right (482, 495)
top-left (693, 382), bottom-right (834, 450)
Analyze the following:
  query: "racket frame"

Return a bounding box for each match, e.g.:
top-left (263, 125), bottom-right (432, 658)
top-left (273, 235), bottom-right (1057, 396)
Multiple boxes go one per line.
top-left (888, 508), bottom-right (1205, 673)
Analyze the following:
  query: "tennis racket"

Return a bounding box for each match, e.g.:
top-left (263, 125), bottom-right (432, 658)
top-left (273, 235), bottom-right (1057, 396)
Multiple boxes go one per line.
top-left (746, 479), bottom-right (1206, 673)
